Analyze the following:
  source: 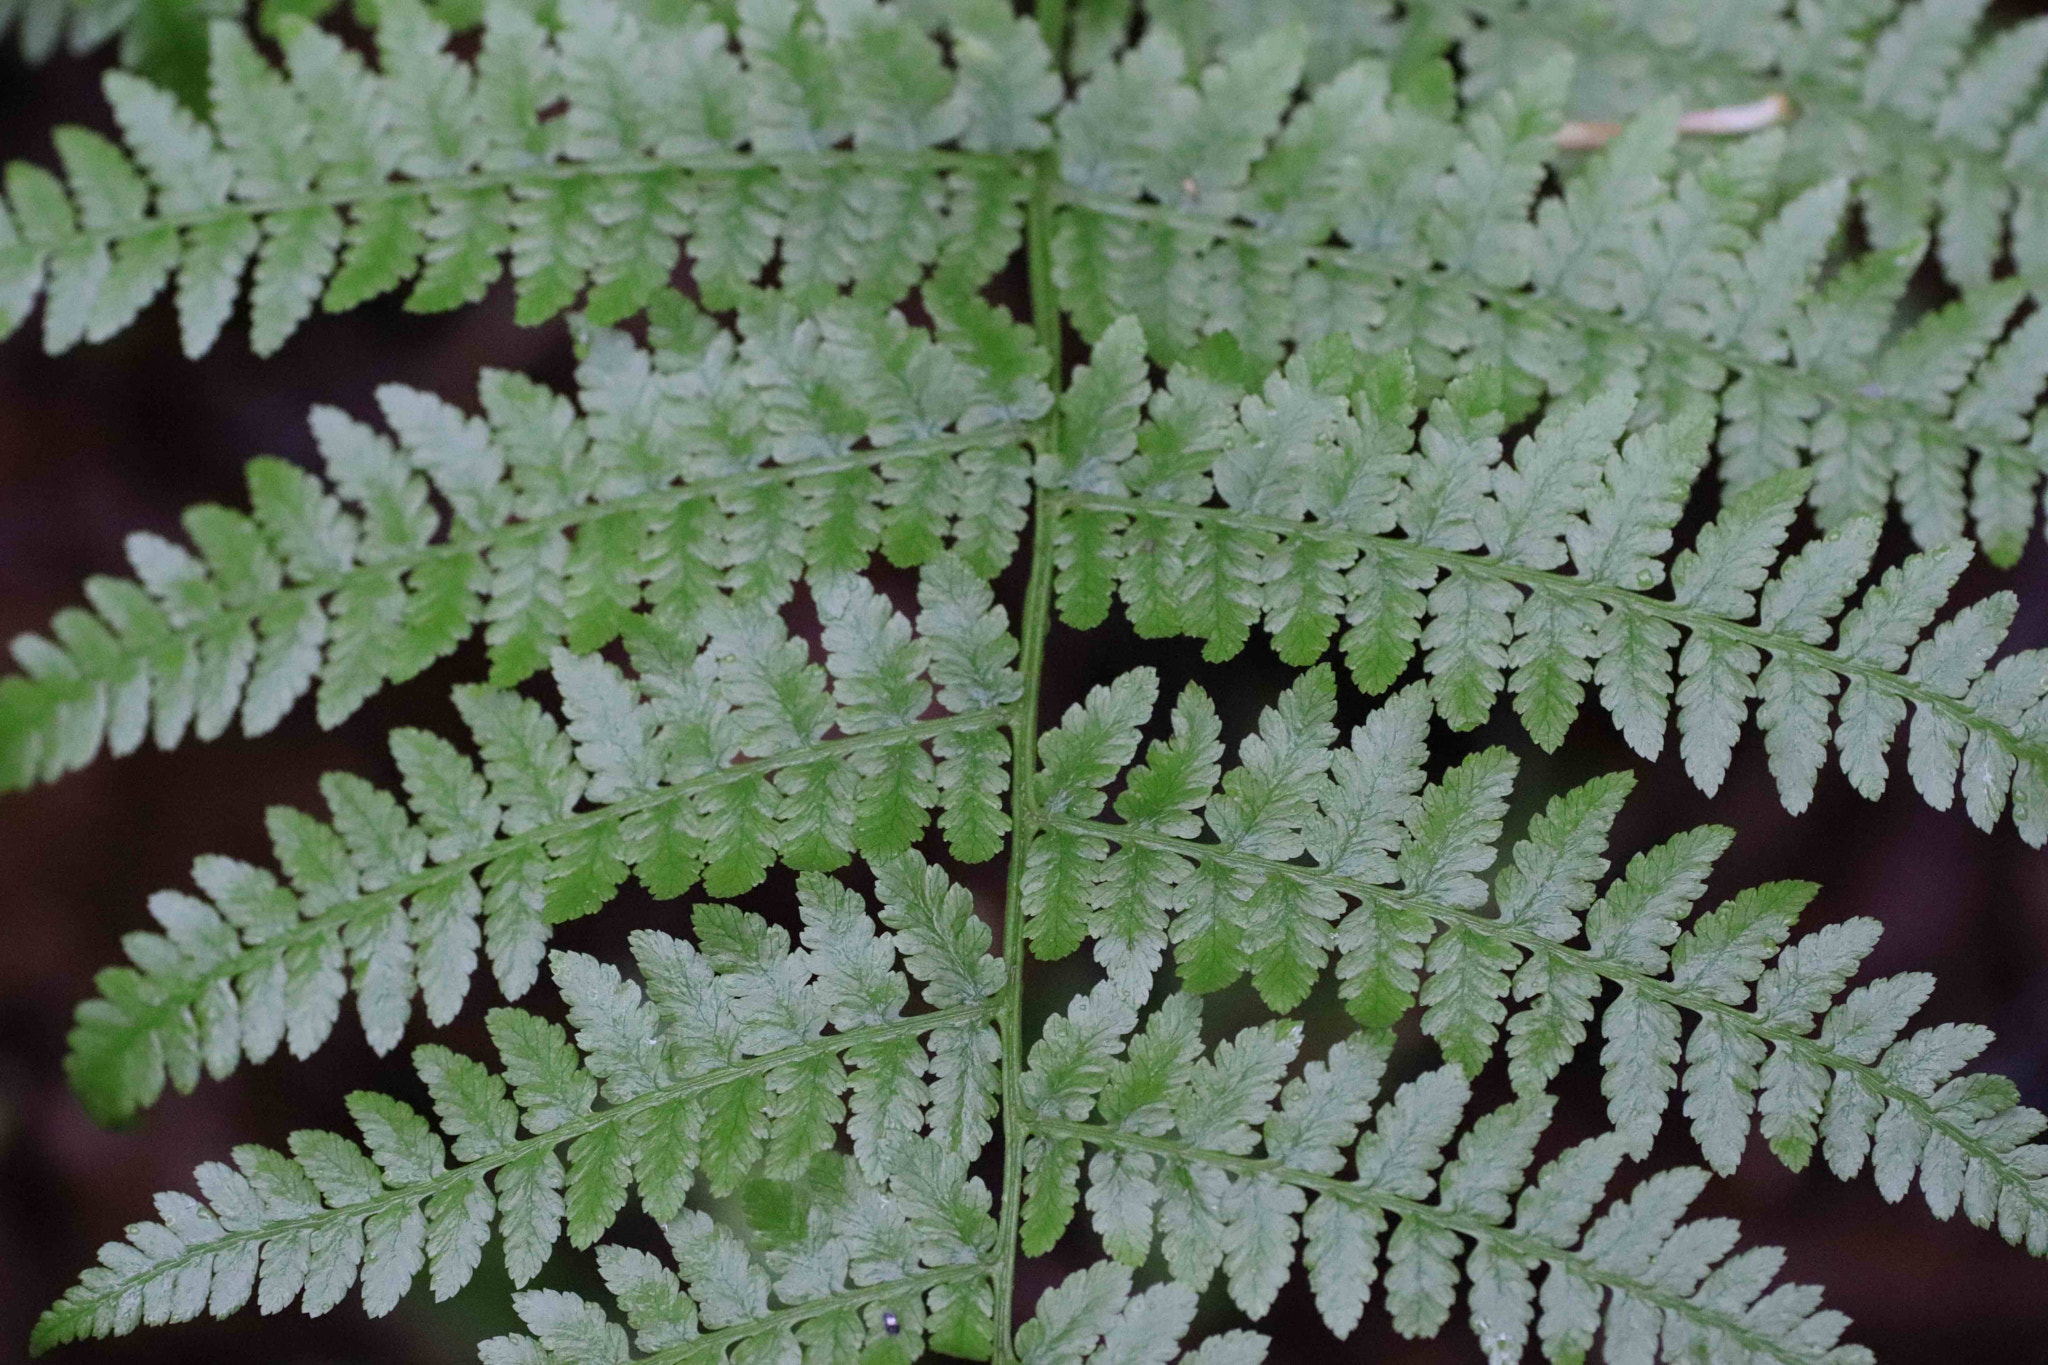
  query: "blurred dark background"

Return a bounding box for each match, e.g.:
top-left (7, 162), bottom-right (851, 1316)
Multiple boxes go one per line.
top-left (7, 20), bottom-right (2048, 1365)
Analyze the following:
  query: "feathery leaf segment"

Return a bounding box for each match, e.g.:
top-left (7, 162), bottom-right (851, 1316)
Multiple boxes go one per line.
top-left (21, 2), bottom-right (2048, 1363)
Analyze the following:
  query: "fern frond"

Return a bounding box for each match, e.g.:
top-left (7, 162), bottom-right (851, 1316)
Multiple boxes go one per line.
top-left (0, 0), bottom-right (1054, 356)
top-left (485, 1253), bottom-right (1267, 1365)
top-left (63, 569), bottom-right (1019, 1122)
top-left (1007, 1260), bottom-right (1269, 1364)
top-left (33, 857), bottom-right (1002, 1354)
top-left (1042, 323), bottom-right (2048, 840)
top-left (20, 4), bottom-right (2048, 1360)
top-left (0, 297), bottom-right (1045, 792)
top-left (479, 1156), bottom-right (1000, 1365)
top-left (1, 0), bottom-right (229, 71)
top-left (4, 0), bottom-right (136, 58)
top-left (1020, 992), bottom-right (1868, 1364)
top-left (1025, 668), bottom-right (2048, 1243)
top-left (1066, 0), bottom-right (1401, 82)
top-left (1050, 32), bottom-right (2048, 561)
top-left (1454, 0), bottom-right (2048, 300)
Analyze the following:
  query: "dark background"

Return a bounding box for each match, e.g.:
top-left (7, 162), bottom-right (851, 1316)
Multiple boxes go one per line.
top-left (6, 21), bottom-right (2048, 1365)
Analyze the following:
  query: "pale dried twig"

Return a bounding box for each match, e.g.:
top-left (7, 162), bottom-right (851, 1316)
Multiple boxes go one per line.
top-left (1557, 91), bottom-right (1794, 150)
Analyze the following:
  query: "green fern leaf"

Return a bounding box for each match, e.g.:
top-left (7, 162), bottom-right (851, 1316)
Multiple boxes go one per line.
top-left (1046, 327), bottom-right (2048, 840)
top-left (0, 0), bottom-right (1054, 355)
top-left (34, 858), bottom-right (1000, 1352)
top-left (1051, 30), bottom-right (2048, 562)
top-left (1021, 989), bottom-right (1871, 1364)
top-left (0, 300), bottom-right (1044, 791)
top-left (1452, 0), bottom-right (2048, 299)
top-left (17, 4), bottom-right (2048, 1362)
top-left (58, 573), bottom-right (1018, 1121)
top-left (1027, 668), bottom-right (2048, 1237)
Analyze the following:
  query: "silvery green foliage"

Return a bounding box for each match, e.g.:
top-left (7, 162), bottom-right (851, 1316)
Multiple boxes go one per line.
top-left (2, 0), bottom-right (139, 58)
top-left (12, 2), bottom-right (2048, 1363)
top-left (56, 560), bottom-right (1022, 1126)
top-left (1044, 321), bottom-right (2048, 843)
top-left (1051, 16), bottom-right (2048, 566)
top-left (34, 862), bottom-right (1008, 1354)
top-left (0, 0), bottom-right (233, 69)
top-left (1063, 0), bottom-right (1402, 80)
top-left (1026, 670), bottom-right (2048, 1242)
top-left (0, 0), bottom-right (1056, 353)
top-left (1021, 992), bottom-right (1872, 1365)
top-left (15, 0), bottom-right (2048, 561)
top-left (1448, 0), bottom-right (2048, 300)
top-left (0, 293), bottom-right (1046, 791)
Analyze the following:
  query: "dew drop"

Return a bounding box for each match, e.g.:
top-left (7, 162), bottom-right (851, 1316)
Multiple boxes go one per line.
top-left (1636, 568), bottom-right (1656, 589)
top-left (1473, 1318), bottom-right (1518, 1365)
top-left (882, 1311), bottom-right (900, 1336)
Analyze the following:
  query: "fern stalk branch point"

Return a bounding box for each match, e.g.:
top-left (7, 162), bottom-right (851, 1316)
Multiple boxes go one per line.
top-left (990, 486), bottom-right (1056, 1365)
top-left (19, 0), bottom-right (2048, 1358)
top-left (990, 111), bottom-right (1069, 1364)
